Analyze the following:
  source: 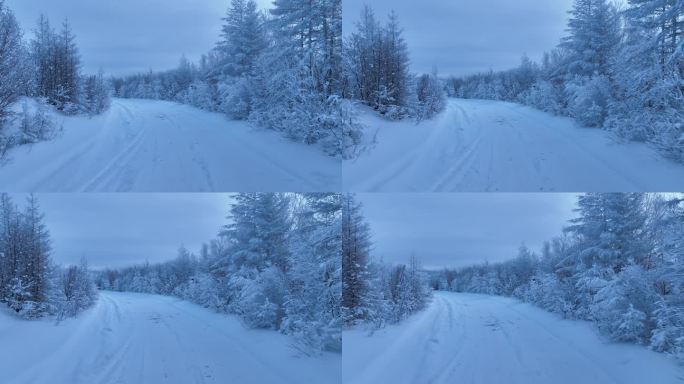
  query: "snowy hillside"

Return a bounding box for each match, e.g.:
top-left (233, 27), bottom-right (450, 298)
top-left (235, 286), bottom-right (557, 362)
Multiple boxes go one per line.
top-left (343, 292), bottom-right (684, 384)
top-left (0, 291), bottom-right (340, 384)
top-left (343, 99), bottom-right (684, 192)
top-left (0, 99), bottom-right (340, 192)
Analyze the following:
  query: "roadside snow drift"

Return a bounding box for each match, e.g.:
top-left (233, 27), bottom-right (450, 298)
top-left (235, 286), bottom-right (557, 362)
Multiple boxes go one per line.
top-left (0, 99), bottom-right (340, 192)
top-left (343, 292), bottom-right (683, 384)
top-left (0, 291), bottom-right (340, 384)
top-left (343, 99), bottom-right (684, 192)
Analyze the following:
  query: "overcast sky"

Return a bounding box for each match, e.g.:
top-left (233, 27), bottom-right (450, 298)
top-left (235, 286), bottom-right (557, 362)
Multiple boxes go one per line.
top-left (5, 1), bottom-right (579, 77)
top-left (343, 0), bottom-right (576, 76)
top-left (11, 194), bottom-right (231, 270)
top-left (6, 0), bottom-right (271, 76)
top-left (357, 193), bottom-right (579, 270)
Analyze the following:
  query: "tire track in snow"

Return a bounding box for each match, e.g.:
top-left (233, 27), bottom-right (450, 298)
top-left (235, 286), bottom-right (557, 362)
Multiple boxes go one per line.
top-left (0, 98), bottom-right (340, 192)
top-left (343, 98), bottom-right (684, 192)
top-left (344, 292), bottom-right (684, 384)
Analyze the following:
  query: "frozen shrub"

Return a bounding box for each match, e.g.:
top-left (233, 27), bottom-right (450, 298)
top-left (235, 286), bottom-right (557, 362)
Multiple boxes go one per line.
top-left (520, 80), bottom-right (565, 115)
top-left (0, 2), bottom-right (27, 121)
top-left (181, 80), bottom-right (217, 111)
top-left (57, 259), bottom-right (98, 319)
top-left (219, 76), bottom-right (253, 120)
top-left (177, 274), bottom-right (221, 311)
top-left (19, 98), bottom-right (55, 144)
top-left (232, 267), bottom-right (286, 329)
top-left (414, 73), bottom-right (447, 121)
top-left (565, 75), bottom-right (612, 127)
top-left (515, 274), bottom-right (574, 318)
top-left (81, 71), bottom-right (111, 115)
top-left (615, 304), bottom-right (647, 342)
top-left (591, 266), bottom-right (657, 342)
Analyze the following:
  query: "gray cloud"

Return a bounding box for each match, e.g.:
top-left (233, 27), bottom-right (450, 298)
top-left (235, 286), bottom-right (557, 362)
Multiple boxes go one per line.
top-left (343, 0), bottom-right (575, 76)
top-left (6, 0), bottom-right (272, 76)
top-left (357, 193), bottom-right (579, 270)
top-left (11, 193), bottom-right (232, 269)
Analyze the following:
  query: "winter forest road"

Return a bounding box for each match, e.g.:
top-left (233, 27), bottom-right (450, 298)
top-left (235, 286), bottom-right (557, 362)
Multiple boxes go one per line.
top-left (0, 99), bottom-right (340, 192)
top-left (343, 292), bottom-right (684, 384)
top-left (343, 99), bottom-right (684, 192)
top-left (0, 291), bottom-right (340, 384)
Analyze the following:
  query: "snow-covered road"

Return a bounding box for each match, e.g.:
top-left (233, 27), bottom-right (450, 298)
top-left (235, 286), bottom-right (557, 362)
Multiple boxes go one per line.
top-left (0, 291), bottom-right (340, 384)
top-left (0, 99), bottom-right (340, 192)
top-left (343, 99), bottom-right (684, 192)
top-left (343, 292), bottom-right (683, 384)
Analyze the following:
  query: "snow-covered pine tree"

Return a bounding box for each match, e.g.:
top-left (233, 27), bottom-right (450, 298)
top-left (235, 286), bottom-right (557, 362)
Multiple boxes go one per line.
top-left (647, 195), bottom-right (684, 360)
top-left (55, 19), bottom-right (81, 112)
top-left (0, 1), bottom-right (29, 122)
top-left (625, 0), bottom-right (684, 69)
top-left (381, 10), bottom-right (411, 116)
top-left (607, 0), bottom-right (684, 160)
top-left (0, 193), bottom-right (19, 302)
top-left (20, 194), bottom-right (52, 309)
top-left (211, 0), bottom-right (266, 119)
top-left (30, 16), bottom-right (82, 112)
top-left (282, 193), bottom-right (342, 353)
top-left (211, 193), bottom-right (292, 328)
top-left (560, 0), bottom-right (621, 78)
top-left (565, 193), bottom-right (651, 273)
top-left (559, 0), bottom-right (621, 126)
top-left (222, 193), bottom-right (291, 274)
top-left (82, 69), bottom-right (111, 115)
top-left (344, 5), bottom-right (380, 103)
top-left (345, 7), bottom-right (412, 118)
top-left (414, 70), bottom-right (447, 121)
top-left (59, 257), bottom-right (97, 318)
top-left (341, 194), bottom-right (374, 325)
top-left (215, 0), bottom-right (265, 78)
top-left (0, 194), bottom-right (60, 318)
top-left (246, 0), bottom-right (345, 156)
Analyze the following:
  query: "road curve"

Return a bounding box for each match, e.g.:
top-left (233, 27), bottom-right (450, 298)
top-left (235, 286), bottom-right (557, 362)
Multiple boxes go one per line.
top-left (343, 99), bottom-right (684, 192)
top-left (343, 292), bottom-right (683, 384)
top-left (0, 99), bottom-right (340, 192)
top-left (0, 291), bottom-right (339, 384)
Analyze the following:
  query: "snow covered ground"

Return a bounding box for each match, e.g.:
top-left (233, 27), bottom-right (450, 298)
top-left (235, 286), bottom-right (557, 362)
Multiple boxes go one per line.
top-left (343, 292), bottom-right (684, 384)
top-left (0, 291), bottom-right (340, 384)
top-left (343, 99), bottom-right (684, 192)
top-left (0, 99), bottom-right (340, 192)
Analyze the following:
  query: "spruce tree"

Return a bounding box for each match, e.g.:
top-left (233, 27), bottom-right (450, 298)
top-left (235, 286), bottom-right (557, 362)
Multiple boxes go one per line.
top-left (341, 194), bottom-right (372, 324)
top-left (0, 1), bottom-right (28, 121)
top-left (561, 0), bottom-right (621, 77)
